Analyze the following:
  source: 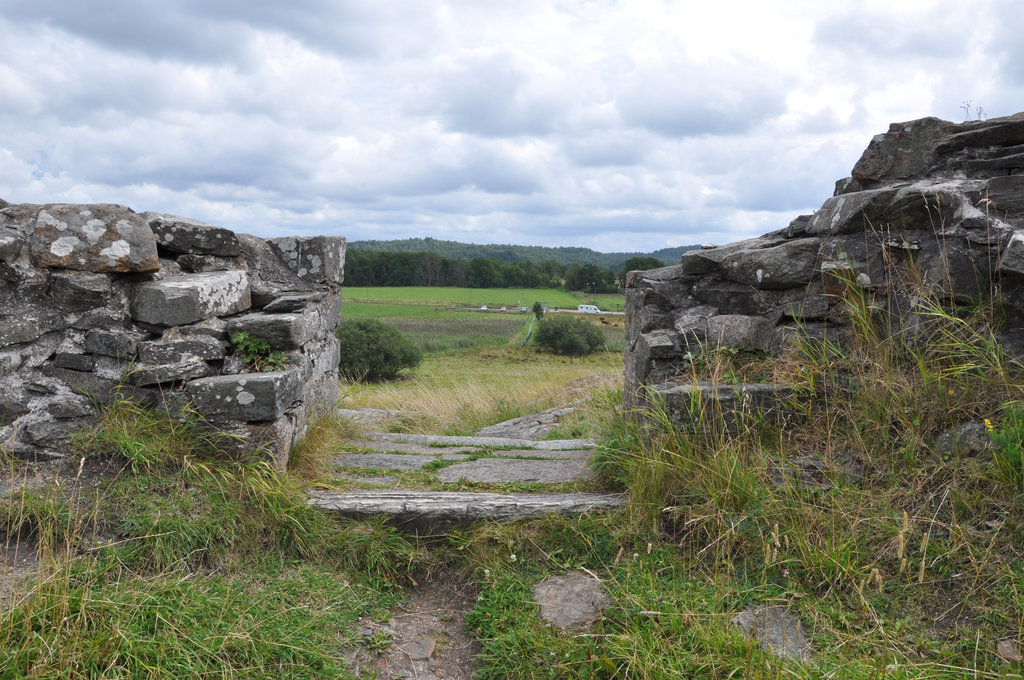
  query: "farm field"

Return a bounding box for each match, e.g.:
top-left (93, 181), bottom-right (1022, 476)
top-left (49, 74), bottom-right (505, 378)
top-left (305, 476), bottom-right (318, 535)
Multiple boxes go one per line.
top-left (341, 286), bottom-right (621, 311)
top-left (341, 299), bottom-right (625, 356)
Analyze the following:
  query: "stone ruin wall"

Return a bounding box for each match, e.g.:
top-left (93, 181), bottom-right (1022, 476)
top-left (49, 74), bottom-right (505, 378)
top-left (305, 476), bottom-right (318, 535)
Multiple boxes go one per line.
top-left (0, 201), bottom-right (345, 470)
top-left (624, 112), bottom-right (1024, 408)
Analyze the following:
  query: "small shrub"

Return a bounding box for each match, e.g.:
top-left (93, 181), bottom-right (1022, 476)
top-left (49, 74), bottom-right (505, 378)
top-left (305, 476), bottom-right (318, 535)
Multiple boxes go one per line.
top-left (534, 315), bottom-right (603, 357)
top-left (335, 318), bottom-right (422, 381)
top-left (230, 332), bottom-right (287, 372)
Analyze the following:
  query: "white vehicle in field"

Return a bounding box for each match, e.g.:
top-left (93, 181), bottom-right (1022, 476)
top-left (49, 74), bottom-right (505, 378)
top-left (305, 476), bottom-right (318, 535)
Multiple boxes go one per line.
top-left (577, 304), bottom-right (600, 314)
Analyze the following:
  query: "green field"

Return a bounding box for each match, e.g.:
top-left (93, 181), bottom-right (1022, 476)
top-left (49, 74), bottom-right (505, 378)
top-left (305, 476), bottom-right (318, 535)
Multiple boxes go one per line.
top-left (341, 286), bottom-right (619, 311)
top-left (340, 289), bottom-right (626, 356)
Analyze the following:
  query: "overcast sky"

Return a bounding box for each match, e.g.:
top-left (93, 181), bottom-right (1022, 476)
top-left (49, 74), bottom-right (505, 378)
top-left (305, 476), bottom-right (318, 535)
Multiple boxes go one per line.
top-left (0, 1), bottom-right (1021, 253)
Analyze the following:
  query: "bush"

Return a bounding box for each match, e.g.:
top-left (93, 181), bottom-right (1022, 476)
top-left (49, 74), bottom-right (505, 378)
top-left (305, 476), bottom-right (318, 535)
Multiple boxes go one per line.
top-left (534, 315), bottom-right (604, 357)
top-left (335, 318), bottom-right (422, 381)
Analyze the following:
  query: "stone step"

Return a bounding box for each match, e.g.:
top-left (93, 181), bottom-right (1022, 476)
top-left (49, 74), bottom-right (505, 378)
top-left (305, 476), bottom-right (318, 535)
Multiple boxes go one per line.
top-left (367, 432), bottom-right (596, 450)
top-left (473, 406), bottom-right (575, 440)
top-left (331, 452), bottom-right (473, 471)
top-left (435, 458), bottom-right (590, 484)
top-left (309, 489), bottom-right (624, 531)
top-left (331, 449), bottom-right (594, 482)
top-left (344, 440), bottom-right (593, 459)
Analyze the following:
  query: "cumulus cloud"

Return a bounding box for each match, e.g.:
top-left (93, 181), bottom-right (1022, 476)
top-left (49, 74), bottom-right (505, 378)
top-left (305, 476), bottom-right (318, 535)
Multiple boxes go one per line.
top-left (0, 0), bottom-right (1020, 250)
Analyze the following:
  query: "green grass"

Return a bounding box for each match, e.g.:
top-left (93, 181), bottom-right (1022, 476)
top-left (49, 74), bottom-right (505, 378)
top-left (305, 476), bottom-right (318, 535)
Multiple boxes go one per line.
top-left (383, 316), bottom-right (529, 354)
top-left (0, 400), bottom-right (420, 678)
top-left (342, 286), bottom-right (588, 310)
top-left (8, 262), bottom-right (1023, 678)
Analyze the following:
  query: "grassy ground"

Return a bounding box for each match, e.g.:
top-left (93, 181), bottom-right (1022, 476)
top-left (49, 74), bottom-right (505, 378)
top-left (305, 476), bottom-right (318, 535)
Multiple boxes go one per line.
top-left (4, 283), bottom-right (1022, 678)
top-left (342, 286), bottom-right (589, 310)
top-left (341, 347), bottom-right (622, 435)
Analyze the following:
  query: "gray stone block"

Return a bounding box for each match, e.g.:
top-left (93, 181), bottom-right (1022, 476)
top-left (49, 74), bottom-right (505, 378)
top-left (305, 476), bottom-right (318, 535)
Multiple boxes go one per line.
top-left (185, 370), bottom-right (302, 422)
top-left (705, 314), bottom-right (775, 351)
top-left (436, 458), bottom-right (590, 484)
top-left (125, 360), bottom-right (212, 386)
top-left (144, 212), bottom-right (241, 256)
top-left (263, 292), bottom-right (326, 312)
top-left (225, 310), bottom-right (317, 349)
top-left (84, 329), bottom-right (141, 358)
top-left (0, 227), bottom-right (24, 262)
top-left (54, 352), bottom-right (95, 372)
top-left (138, 336), bottom-right (224, 364)
top-left (268, 235), bottom-right (346, 285)
top-left (719, 238), bottom-right (822, 290)
top-left (47, 270), bottom-right (112, 312)
top-left (130, 271), bottom-right (251, 326)
top-left (999, 231), bottom-right (1024, 279)
top-left (4, 203), bottom-right (159, 272)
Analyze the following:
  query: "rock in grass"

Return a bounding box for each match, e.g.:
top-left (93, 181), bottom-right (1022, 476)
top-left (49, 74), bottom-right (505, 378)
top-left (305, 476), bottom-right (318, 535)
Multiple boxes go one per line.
top-left (533, 573), bottom-right (611, 631)
top-left (732, 605), bottom-right (812, 661)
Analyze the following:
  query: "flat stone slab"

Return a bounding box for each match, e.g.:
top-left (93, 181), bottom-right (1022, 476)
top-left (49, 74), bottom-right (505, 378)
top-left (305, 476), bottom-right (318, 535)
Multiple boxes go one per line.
top-left (143, 211), bottom-right (241, 256)
top-left (346, 440), bottom-right (482, 455)
top-left (474, 406), bottom-right (575, 440)
top-left (436, 458), bottom-right (590, 484)
top-left (331, 452), bottom-right (472, 471)
top-left (345, 440), bottom-right (591, 460)
top-left (534, 573), bottom-right (612, 631)
top-left (130, 271), bottom-right (251, 326)
top-left (732, 605), bottom-right (812, 661)
top-left (368, 432), bottom-right (596, 451)
top-left (309, 490), bottom-right (625, 531)
top-left (339, 474), bottom-right (399, 486)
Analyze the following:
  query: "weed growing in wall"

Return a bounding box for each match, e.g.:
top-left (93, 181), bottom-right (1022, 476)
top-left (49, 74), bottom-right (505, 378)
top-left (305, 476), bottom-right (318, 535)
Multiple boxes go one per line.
top-left (230, 331), bottom-right (288, 372)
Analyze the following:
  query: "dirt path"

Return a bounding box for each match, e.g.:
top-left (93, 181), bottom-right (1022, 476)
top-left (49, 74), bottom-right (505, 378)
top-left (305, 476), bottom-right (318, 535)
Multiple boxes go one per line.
top-left (347, 574), bottom-right (481, 679)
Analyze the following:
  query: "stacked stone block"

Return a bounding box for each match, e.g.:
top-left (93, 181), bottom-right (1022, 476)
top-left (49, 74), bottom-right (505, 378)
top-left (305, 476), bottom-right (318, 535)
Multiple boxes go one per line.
top-left (0, 204), bottom-right (345, 470)
top-left (625, 112), bottom-right (1024, 410)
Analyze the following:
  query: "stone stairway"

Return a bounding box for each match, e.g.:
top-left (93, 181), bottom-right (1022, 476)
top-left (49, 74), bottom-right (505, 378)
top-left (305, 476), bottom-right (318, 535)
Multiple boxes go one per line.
top-left (309, 413), bottom-right (625, 533)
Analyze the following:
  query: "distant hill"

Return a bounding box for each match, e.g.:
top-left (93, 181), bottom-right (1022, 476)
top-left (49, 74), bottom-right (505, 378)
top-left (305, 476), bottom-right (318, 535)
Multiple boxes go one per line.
top-left (347, 237), bottom-right (699, 270)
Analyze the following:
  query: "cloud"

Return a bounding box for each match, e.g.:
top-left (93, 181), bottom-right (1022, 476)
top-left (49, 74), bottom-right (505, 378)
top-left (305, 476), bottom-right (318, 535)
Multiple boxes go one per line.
top-left (616, 57), bottom-right (790, 137)
top-left (0, 1), bottom-right (1019, 253)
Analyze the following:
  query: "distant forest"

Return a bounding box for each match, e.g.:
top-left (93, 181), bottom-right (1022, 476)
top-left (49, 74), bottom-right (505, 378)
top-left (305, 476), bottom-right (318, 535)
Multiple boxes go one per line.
top-left (345, 238), bottom-right (699, 291)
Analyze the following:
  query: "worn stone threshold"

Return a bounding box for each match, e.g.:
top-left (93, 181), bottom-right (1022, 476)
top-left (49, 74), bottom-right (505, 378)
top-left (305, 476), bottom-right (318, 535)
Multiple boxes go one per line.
top-left (367, 432), bottom-right (596, 451)
top-left (309, 489), bottom-right (624, 531)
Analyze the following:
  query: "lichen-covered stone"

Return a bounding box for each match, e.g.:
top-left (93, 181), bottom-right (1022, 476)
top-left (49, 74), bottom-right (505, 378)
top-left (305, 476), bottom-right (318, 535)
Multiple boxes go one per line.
top-left (130, 271), bottom-right (251, 326)
top-left (138, 336), bottom-right (224, 364)
top-left (268, 235), bottom-right (346, 285)
top-left (126, 359), bottom-right (211, 386)
top-left (185, 370), bottom-right (303, 422)
top-left (143, 212), bottom-right (241, 256)
top-left (2, 203), bottom-right (159, 272)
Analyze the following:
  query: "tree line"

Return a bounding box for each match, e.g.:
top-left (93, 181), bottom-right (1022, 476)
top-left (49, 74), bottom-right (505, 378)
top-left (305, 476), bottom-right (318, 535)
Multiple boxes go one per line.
top-left (344, 250), bottom-right (666, 293)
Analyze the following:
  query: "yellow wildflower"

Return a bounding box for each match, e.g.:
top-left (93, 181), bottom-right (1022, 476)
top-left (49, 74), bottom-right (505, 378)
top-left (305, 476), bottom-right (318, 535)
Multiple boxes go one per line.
top-left (985, 418), bottom-right (994, 432)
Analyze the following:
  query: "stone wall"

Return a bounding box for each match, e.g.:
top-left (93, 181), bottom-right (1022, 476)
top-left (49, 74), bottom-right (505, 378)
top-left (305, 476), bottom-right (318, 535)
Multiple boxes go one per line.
top-left (624, 112), bottom-right (1024, 407)
top-left (0, 201), bottom-right (345, 469)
